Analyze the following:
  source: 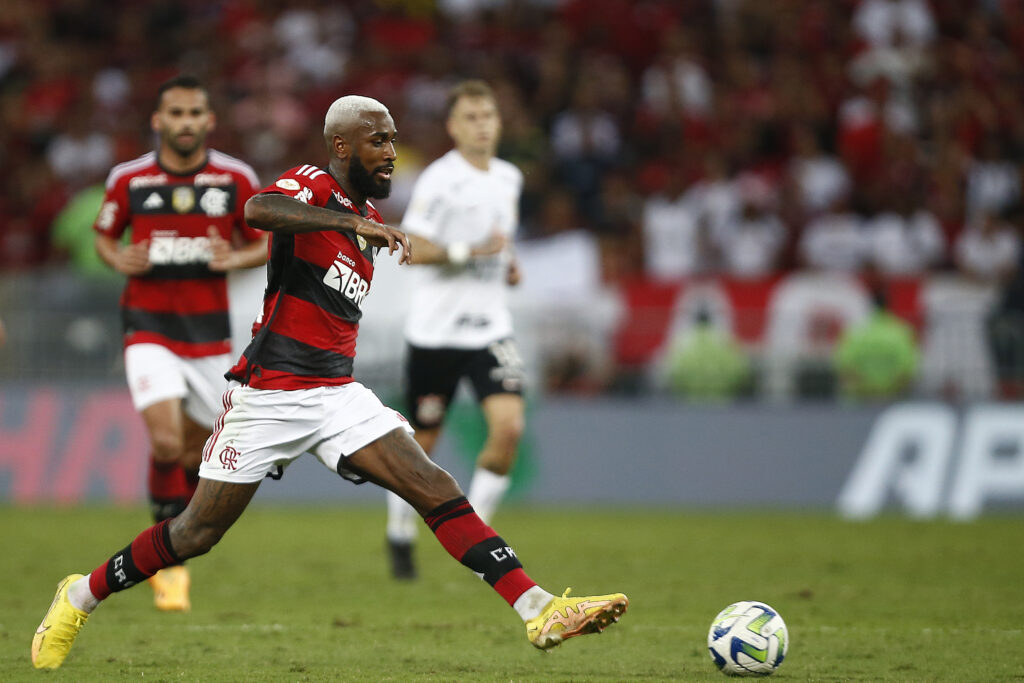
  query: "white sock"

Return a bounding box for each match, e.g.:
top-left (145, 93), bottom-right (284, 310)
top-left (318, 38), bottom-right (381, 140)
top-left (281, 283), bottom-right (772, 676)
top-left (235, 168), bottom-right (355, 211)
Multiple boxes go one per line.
top-left (513, 585), bottom-right (555, 622)
top-left (68, 574), bottom-right (100, 614)
top-left (385, 490), bottom-right (419, 544)
top-left (467, 468), bottom-right (510, 524)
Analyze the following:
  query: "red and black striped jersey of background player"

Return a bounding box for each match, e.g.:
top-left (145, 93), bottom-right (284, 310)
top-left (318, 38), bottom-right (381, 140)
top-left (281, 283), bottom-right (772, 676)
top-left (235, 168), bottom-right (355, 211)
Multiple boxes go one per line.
top-left (93, 149), bottom-right (264, 358)
top-left (227, 164), bottom-right (384, 391)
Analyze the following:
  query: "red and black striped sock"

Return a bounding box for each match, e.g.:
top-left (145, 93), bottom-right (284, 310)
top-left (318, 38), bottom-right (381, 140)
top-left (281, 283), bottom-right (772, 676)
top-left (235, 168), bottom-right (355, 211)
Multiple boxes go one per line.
top-left (148, 458), bottom-right (189, 522)
top-left (424, 497), bottom-right (536, 606)
top-left (88, 519), bottom-right (181, 601)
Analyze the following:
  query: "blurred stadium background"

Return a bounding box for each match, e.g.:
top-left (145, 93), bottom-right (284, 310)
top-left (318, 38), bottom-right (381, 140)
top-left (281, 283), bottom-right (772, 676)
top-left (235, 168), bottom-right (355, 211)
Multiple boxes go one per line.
top-left (2, 0), bottom-right (1024, 517)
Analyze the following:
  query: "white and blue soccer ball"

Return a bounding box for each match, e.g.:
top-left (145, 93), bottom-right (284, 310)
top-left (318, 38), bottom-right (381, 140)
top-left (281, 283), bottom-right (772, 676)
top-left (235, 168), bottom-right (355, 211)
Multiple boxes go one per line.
top-left (707, 600), bottom-right (788, 677)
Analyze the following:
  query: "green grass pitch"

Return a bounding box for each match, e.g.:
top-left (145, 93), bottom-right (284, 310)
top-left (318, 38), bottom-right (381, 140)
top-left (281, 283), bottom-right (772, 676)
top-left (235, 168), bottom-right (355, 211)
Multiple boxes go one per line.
top-left (1, 504), bottom-right (1022, 681)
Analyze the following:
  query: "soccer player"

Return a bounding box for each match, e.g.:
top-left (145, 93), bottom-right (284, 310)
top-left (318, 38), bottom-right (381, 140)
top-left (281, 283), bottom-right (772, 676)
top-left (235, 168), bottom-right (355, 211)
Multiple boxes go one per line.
top-left (31, 95), bottom-right (628, 671)
top-left (386, 80), bottom-right (526, 579)
top-left (92, 75), bottom-right (268, 611)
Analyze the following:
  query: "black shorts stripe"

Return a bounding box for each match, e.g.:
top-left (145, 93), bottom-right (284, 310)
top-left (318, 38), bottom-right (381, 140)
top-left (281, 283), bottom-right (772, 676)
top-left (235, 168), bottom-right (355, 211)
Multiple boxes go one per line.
top-left (143, 264), bottom-right (224, 280)
top-left (122, 308), bottom-right (230, 344)
top-left (253, 330), bottom-right (354, 378)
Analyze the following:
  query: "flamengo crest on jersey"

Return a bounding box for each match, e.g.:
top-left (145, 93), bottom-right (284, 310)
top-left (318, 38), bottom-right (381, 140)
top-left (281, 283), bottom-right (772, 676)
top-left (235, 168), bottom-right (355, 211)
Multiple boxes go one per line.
top-left (402, 149), bottom-right (523, 349)
top-left (93, 150), bottom-right (262, 358)
top-left (227, 165), bottom-right (382, 390)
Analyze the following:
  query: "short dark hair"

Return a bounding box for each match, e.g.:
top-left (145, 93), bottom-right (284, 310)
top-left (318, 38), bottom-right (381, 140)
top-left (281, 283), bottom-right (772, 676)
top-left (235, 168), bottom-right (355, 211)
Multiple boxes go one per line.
top-left (156, 75), bottom-right (207, 108)
top-left (445, 79), bottom-right (495, 117)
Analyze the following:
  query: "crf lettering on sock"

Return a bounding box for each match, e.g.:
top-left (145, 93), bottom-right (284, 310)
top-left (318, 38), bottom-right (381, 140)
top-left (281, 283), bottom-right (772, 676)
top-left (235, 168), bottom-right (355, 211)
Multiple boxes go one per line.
top-left (424, 496), bottom-right (536, 605)
top-left (89, 519), bottom-right (180, 600)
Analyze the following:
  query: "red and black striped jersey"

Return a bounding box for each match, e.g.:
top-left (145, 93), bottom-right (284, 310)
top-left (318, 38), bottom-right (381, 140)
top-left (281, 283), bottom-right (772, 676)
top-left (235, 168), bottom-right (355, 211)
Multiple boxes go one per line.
top-left (227, 164), bottom-right (382, 390)
top-left (93, 150), bottom-right (263, 357)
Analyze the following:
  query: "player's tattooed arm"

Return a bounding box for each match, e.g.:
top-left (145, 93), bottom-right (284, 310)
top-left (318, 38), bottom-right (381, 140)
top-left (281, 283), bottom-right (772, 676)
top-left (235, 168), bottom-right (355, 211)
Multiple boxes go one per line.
top-left (244, 193), bottom-right (410, 263)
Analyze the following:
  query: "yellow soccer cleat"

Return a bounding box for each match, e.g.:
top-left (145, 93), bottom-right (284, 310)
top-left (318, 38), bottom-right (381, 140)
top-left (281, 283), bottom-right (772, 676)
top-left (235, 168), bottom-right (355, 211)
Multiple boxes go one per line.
top-left (526, 587), bottom-right (629, 650)
top-left (31, 574), bottom-right (89, 670)
top-left (149, 565), bottom-right (191, 612)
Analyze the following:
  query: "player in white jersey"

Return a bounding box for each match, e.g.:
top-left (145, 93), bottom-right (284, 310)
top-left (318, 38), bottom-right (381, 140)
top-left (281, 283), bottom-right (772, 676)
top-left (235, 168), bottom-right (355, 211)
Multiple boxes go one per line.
top-left (385, 80), bottom-right (526, 579)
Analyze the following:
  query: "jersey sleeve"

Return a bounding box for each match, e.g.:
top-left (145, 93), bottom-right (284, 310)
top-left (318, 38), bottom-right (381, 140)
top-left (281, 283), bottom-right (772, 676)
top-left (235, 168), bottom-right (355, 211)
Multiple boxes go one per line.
top-left (401, 167), bottom-right (445, 240)
top-left (259, 165), bottom-right (332, 208)
top-left (92, 173), bottom-right (131, 239)
top-left (233, 167), bottom-right (264, 242)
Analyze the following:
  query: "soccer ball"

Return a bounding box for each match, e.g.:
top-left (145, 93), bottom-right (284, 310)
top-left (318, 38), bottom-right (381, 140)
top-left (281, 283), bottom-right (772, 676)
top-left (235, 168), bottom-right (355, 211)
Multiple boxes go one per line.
top-left (707, 601), bottom-right (788, 677)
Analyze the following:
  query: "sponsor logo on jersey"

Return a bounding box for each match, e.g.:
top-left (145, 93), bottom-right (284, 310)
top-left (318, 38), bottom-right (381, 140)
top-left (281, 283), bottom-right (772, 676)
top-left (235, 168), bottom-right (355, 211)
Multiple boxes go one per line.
top-left (276, 178), bottom-right (301, 191)
top-left (142, 192), bottom-right (164, 209)
top-left (336, 251), bottom-right (356, 267)
top-left (96, 200), bottom-right (118, 231)
top-left (195, 172), bottom-right (234, 186)
top-left (322, 259), bottom-right (369, 306)
top-left (296, 187), bottom-right (314, 204)
top-left (171, 186), bottom-right (195, 213)
top-left (148, 232), bottom-right (212, 265)
top-left (199, 187), bottom-right (230, 217)
top-left (331, 189), bottom-right (355, 210)
top-left (129, 174), bottom-right (169, 189)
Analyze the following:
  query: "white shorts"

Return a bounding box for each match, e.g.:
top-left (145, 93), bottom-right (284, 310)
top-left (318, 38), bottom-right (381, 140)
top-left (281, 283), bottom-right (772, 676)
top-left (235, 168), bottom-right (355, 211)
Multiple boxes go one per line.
top-left (124, 343), bottom-right (232, 428)
top-left (199, 381), bottom-right (414, 484)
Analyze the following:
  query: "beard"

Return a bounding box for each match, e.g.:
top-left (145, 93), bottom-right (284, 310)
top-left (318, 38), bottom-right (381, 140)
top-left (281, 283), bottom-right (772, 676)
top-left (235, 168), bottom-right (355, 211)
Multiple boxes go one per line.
top-left (164, 130), bottom-right (205, 158)
top-left (349, 154), bottom-right (392, 199)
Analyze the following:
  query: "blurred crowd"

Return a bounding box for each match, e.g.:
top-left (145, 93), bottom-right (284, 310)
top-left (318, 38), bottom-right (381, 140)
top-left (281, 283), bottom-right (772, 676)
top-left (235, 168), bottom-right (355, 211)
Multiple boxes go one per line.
top-left (2, 0), bottom-right (1021, 277)
top-left (2, 0), bottom-right (1024, 400)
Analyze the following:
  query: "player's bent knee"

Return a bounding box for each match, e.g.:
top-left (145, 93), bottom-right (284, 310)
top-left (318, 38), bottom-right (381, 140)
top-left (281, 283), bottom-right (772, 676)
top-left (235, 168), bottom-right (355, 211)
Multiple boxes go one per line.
top-left (150, 432), bottom-right (186, 463)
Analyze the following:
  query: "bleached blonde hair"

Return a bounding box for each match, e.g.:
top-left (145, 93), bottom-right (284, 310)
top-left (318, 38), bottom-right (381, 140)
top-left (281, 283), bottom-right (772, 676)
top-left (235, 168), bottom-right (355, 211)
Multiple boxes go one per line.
top-left (323, 95), bottom-right (390, 138)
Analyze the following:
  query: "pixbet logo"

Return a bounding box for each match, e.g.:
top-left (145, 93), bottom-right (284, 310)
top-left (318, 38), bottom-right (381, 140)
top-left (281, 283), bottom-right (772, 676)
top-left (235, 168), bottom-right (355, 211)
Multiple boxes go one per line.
top-left (838, 403), bottom-right (1024, 520)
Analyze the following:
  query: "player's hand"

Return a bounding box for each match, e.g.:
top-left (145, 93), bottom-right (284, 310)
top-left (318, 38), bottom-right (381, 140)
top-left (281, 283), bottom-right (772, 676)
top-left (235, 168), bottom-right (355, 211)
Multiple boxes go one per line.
top-left (117, 239), bottom-right (152, 275)
top-left (355, 218), bottom-right (412, 265)
top-left (506, 258), bottom-right (522, 286)
top-left (470, 230), bottom-right (508, 258)
top-left (207, 226), bottom-right (236, 271)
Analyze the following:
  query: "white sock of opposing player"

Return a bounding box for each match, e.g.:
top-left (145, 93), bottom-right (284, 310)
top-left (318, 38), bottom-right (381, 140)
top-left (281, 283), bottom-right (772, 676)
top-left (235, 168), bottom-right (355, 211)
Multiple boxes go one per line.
top-left (386, 490), bottom-right (419, 544)
top-left (467, 468), bottom-right (510, 524)
top-left (513, 585), bottom-right (556, 621)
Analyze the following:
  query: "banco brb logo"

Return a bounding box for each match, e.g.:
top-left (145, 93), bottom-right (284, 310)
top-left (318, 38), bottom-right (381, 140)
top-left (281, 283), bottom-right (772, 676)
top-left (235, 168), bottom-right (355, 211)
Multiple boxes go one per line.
top-left (838, 403), bottom-right (1024, 520)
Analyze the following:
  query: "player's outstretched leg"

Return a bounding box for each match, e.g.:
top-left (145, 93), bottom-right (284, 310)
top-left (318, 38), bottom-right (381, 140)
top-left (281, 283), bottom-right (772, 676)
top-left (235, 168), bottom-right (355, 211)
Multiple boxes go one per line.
top-left (31, 574), bottom-right (90, 670)
top-left (348, 429), bottom-right (629, 651)
top-left (30, 479), bottom-right (259, 669)
top-left (525, 588), bottom-right (629, 650)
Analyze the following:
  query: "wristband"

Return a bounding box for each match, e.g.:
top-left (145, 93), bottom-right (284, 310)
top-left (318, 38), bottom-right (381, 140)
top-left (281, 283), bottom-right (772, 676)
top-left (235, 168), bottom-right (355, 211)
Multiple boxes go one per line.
top-left (447, 242), bottom-right (470, 266)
